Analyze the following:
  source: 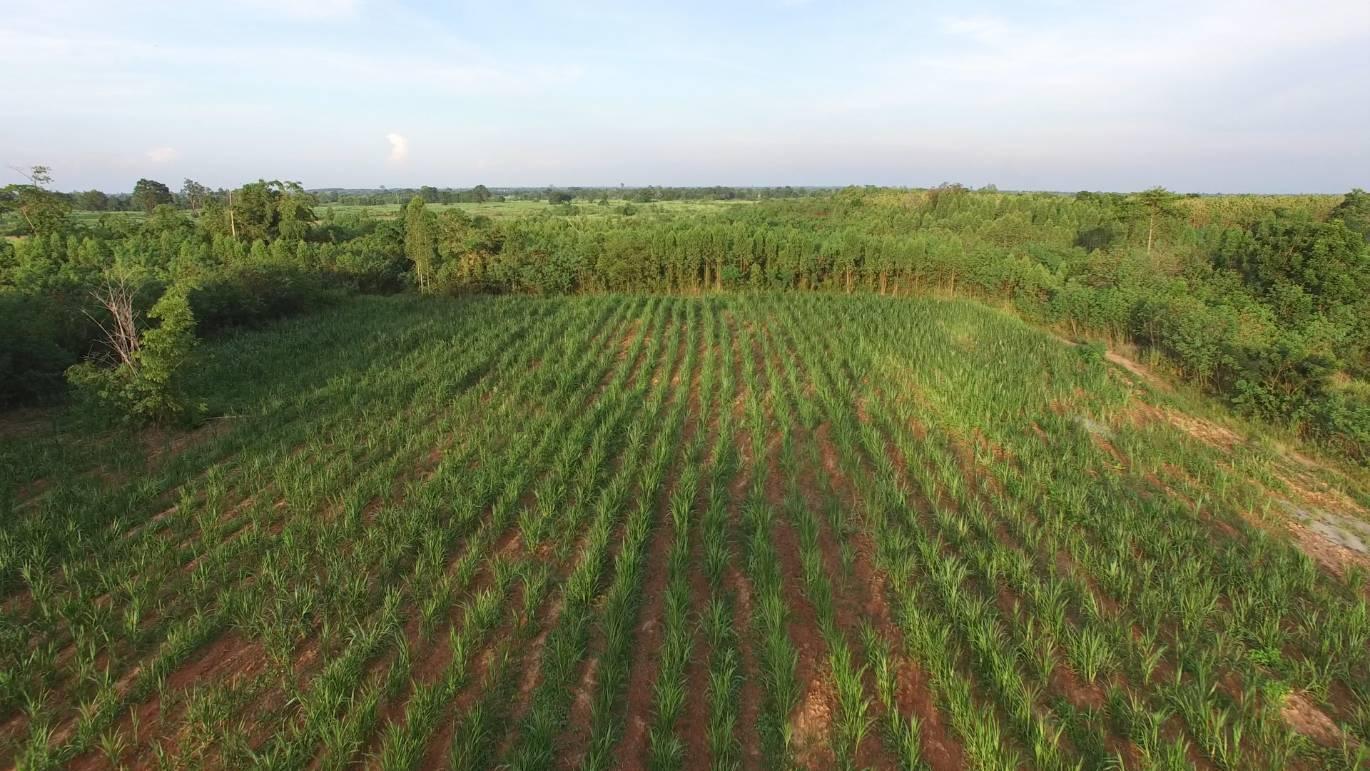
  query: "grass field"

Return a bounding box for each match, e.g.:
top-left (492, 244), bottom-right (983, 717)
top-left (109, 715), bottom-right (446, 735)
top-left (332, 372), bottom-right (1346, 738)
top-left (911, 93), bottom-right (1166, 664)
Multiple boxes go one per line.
top-left (3, 294), bottom-right (1370, 769)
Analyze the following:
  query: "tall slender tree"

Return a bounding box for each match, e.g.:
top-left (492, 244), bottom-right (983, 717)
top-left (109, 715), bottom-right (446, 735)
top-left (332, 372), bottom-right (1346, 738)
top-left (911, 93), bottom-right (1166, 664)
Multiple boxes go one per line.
top-left (181, 179), bottom-right (210, 214)
top-left (404, 196), bottom-right (437, 293)
top-left (1131, 187), bottom-right (1181, 258)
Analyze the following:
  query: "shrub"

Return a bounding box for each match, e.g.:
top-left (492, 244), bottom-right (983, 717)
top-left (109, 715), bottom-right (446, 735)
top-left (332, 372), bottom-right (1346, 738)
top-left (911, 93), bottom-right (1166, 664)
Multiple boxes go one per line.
top-left (66, 285), bottom-right (201, 426)
top-left (1308, 390), bottom-right (1370, 461)
top-left (1076, 340), bottom-right (1106, 364)
top-left (0, 292), bottom-right (77, 405)
top-left (1074, 224), bottom-right (1118, 252)
top-left (188, 264), bottom-right (334, 334)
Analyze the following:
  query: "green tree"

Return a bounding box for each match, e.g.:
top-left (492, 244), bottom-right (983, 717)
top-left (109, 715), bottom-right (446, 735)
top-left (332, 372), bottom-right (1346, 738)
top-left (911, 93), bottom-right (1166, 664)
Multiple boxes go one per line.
top-left (1330, 188), bottom-right (1370, 242)
top-left (67, 280), bottom-right (200, 425)
top-left (404, 196), bottom-right (437, 293)
top-left (136, 286), bottom-right (197, 409)
top-left (1216, 216), bottom-right (1370, 312)
top-left (229, 181), bottom-right (277, 241)
top-left (273, 182), bottom-right (316, 240)
top-left (470, 184), bottom-right (492, 203)
top-left (227, 180), bottom-right (315, 241)
top-left (181, 179), bottom-right (211, 214)
top-left (132, 178), bottom-right (174, 214)
top-left (1130, 186), bottom-right (1182, 257)
top-left (75, 190), bottom-right (109, 211)
top-left (145, 204), bottom-right (191, 235)
top-left (2, 165), bottom-right (70, 236)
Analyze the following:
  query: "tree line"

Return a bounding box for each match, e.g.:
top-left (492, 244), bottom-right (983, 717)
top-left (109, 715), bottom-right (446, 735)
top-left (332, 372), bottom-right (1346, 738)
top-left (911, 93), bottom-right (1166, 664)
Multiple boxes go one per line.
top-left (2, 173), bottom-right (1367, 459)
top-left (2, 177), bottom-right (828, 218)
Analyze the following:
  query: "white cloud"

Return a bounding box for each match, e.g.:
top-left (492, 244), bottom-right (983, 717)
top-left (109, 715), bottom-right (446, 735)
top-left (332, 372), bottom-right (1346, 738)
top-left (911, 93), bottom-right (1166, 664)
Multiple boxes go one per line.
top-left (386, 133), bottom-right (408, 162)
top-left (146, 146), bottom-right (179, 163)
top-left (823, 1), bottom-right (1370, 128)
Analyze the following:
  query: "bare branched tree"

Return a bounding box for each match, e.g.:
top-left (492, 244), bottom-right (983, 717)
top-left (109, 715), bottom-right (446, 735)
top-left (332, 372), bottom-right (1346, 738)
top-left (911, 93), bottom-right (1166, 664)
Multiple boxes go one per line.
top-left (85, 274), bottom-right (141, 370)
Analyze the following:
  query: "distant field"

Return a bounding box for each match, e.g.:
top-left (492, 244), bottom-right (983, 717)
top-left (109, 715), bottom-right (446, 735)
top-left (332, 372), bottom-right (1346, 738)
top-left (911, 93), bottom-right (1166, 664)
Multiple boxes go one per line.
top-left (321, 199), bottom-right (550, 220)
top-left (69, 211), bottom-right (146, 226)
top-left (319, 198), bottom-right (755, 221)
top-left (3, 294), bottom-right (1369, 769)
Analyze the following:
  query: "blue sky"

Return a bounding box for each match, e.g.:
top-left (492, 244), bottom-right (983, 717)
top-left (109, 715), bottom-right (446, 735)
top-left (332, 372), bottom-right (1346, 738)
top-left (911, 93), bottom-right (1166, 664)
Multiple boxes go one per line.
top-left (3, 0), bottom-right (1368, 192)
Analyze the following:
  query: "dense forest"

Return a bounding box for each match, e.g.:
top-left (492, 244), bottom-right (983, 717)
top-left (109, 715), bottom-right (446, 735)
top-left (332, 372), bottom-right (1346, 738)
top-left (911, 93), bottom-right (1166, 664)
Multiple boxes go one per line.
top-left (2, 174), bottom-right (1367, 459)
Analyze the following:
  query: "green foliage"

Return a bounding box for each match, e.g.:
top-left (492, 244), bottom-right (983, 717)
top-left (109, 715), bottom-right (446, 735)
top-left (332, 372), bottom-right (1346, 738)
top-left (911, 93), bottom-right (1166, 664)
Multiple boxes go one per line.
top-left (217, 180), bottom-right (316, 241)
top-left (403, 196), bottom-right (437, 293)
top-left (66, 285), bottom-right (201, 426)
top-left (1217, 216), bottom-right (1369, 311)
top-left (1, 166), bottom-right (70, 236)
top-left (139, 286), bottom-right (196, 388)
top-left (3, 184), bottom-right (1368, 458)
top-left (181, 179), bottom-right (212, 213)
top-left (1077, 340), bottom-right (1106, 364)
top-left (1074, 224), bottom-right (1118, 253)
top-left (131, 178), bottom-right (173, 215)
top-left (1131, 186), bottom-right (1181, 216)
top-left (187, 264), bottom-right (334, 333)
top-left (6, 293), bottom-right (1369, 767)
top-left (1309, 389), bottom-right (1370, 460)
top-left (0, 292), bottom-right (77, 405)
top-left (1129, 187), bottom-right (1182, 256)
top-left (1330, 188), bottom-right (1370, 242)
top-left (74, 189), bottom-right (109, 212)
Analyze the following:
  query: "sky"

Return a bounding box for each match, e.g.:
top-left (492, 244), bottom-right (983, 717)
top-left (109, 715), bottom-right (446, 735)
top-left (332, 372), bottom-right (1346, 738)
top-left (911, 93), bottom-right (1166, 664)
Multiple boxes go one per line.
top-left (3, 0), bottom-right (1368, 193)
